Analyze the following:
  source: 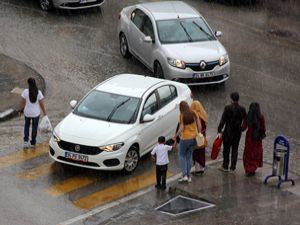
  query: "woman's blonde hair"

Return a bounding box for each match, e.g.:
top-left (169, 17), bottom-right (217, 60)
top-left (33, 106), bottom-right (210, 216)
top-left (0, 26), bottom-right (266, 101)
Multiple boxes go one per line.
top-left (191, 100), bottom-right (208, 126)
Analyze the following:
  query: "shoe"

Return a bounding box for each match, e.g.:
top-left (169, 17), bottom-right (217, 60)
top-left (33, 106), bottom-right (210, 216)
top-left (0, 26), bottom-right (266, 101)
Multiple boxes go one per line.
top-left (23, 142), bottom-right (30, 148)
top-left (178, 176), bottom-right (188, 183)
top-left (218, 166), bottom-right (229, 172)
top-left (194, 171), bottom-right (204, 176)
top-left (155, 184), bottom-right (161, 189)
top-left (246, 172), bottom-right (255, 177)
top-left (161, 186), bottom-right (166, 190)
top-left (187, 177), bottom-right (192, 183)
top-left (229, 169), bottom-right (235, 173)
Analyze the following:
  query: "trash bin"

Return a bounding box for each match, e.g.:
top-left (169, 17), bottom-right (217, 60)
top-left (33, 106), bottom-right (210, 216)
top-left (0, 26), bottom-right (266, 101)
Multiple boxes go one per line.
top-left (264, 135), bottom-right (295, 188)
top-left (272, 149), bottom-right (286, 177)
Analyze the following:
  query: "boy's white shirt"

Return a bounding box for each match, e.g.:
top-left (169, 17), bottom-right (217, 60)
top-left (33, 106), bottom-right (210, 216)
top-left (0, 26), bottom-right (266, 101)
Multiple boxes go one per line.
top-left (151, 144), bottom-right (172, 165)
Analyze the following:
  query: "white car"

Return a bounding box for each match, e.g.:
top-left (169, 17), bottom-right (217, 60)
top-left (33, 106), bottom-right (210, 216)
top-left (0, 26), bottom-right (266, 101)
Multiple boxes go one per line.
top-left (118, 1), bottom-right (230, 85)
top-left (49, 74), bottom-right (192, 173)
top-left (38, 0), bottom-right (105, 11)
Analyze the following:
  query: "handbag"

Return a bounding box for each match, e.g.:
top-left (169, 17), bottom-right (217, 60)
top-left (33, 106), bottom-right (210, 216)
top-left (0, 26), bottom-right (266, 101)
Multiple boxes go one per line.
top-left (211, 135), bottom-right (223, 160)
top-left (195, 132), bottom-right (206, 148)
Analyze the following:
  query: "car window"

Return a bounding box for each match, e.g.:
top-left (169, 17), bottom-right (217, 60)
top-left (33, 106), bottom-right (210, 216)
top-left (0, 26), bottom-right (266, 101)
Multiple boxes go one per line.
top-left (157, 17), bottom-right (215, 44)
top-left (74, 90), bottom-right (140, 124)
top-left (131, 9), bottom-right (145, 31)
top-left (142, 16), bottom-right (154, 39)
top-left (157, 85), bottom-right (177, 107)
top-left (142, 92), bottom-right (158, 118)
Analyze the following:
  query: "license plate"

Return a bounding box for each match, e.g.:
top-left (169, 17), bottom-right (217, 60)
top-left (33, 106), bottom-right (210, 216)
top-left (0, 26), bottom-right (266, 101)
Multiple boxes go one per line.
top-left (65, 152), bottom-right (88, 162)
top-left (80, 0), bottom-right (88, 3)
top-left (193, 72), bottom-right (214, 78)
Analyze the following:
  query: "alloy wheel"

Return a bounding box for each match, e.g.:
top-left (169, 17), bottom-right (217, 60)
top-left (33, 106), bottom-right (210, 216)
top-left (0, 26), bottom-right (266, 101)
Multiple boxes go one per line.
top-left (124, 147), bottom-right (139, 173)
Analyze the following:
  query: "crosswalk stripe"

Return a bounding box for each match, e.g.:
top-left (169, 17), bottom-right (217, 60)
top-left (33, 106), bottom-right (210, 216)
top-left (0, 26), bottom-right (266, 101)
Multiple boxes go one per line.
top-left (46, 176), bottom-right (98, 197)
top-left (16, 162), bottom-right (58, 180)
top-left (73, 169), bottom-right (173, 210)
top-left (0, 142), bottom-right (48, 169)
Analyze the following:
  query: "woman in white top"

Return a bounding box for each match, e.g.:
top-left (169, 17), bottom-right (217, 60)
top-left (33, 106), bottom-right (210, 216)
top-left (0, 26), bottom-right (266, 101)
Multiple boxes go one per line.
top-left (19, 78), bottom-right (47, 148)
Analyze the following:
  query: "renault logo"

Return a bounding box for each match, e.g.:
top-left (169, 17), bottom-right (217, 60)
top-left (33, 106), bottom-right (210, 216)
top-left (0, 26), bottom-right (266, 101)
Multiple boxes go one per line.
top-left (200, 61), bottom-right (206, 70)
top-left (74, 145), bottom-right (80, 152)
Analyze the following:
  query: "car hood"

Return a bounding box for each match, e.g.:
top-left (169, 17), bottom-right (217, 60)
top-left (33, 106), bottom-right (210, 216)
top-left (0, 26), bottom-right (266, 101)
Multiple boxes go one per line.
top-left (162, 41), bottom-right (227, 62)
top-left (55, 113), bottom-right (134, 146)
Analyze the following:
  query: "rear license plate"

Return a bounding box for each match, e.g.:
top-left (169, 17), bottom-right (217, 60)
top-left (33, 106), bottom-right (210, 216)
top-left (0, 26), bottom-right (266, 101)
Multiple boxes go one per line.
top-left (193, 72), bottom-right (214, 78)
top-left (80, 0), bottom-right (88, 3)
top-left (65, 152), bottom-right (88, 162)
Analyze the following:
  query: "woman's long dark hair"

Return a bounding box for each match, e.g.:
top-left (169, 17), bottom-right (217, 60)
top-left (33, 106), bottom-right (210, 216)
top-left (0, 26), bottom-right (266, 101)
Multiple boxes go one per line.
top-left (179, 101), bottom-right (195, 125)
top-left (247, 102), bottom-right (261, 128)
top-left (27, 78), bottom-right (38, 103)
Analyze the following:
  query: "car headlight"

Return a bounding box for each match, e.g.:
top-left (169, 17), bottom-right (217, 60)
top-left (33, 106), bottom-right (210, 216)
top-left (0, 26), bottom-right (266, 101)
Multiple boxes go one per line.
top-left (167, 58), bottom-right (186, 69)
top-left (99, 142), bottom-right (124, 152)
top-left (52, 131), bottom-right (61, 142)
top-left (219, 54), bottom-right (229, 66)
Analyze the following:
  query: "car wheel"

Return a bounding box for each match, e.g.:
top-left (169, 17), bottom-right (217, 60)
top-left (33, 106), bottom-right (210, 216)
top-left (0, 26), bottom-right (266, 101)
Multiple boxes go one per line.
top-left (39, 0), bottom-right (53, 11)
top-left (119, 33), bottom-right (131, 58)
top-left (123, 146), bottom-right (139, 173)
top-left (154, 62), bottom-right (164, 79)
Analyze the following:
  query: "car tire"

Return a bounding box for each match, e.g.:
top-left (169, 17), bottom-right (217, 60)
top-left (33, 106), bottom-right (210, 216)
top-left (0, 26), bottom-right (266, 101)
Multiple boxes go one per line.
top-left (119, 33), bottom-right (131, 58)
top-left (123, 146), bottom-right (139, 173)
top-left (154, 62), bottom-right (164, 79)
top-left (39, 0), bottom-right (53, 11)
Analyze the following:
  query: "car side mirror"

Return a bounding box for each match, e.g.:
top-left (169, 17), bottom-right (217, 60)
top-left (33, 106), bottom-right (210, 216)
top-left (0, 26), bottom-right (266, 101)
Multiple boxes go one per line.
top-left (144, 36), bottom-right (153, 43)
top-left (215, 31), bottom-right (223, 37)
top-left (70, 100), bottom-right (77, 109)
top-left (143, 114), bottom-right (155, 122)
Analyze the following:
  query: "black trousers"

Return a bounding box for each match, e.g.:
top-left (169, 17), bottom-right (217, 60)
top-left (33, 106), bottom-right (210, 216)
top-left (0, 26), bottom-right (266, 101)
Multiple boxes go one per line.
top-left (156, 164), bottom-right (168, 188)
top-left (222, 135), bottom-right (241, 170)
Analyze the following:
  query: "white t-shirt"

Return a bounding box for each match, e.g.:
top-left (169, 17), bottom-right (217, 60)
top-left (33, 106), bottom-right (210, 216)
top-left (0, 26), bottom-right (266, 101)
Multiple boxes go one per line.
top-left (21, 89), bottom-right (44, 118)
top-left (151, 144), bottom-right (173, 166)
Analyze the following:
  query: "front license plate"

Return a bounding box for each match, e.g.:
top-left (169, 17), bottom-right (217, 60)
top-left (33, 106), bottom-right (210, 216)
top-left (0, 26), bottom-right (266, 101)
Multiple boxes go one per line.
top-left (193, 72), bottom-right (214, 78)
top-left (65, 152), bottom-right (88, 162)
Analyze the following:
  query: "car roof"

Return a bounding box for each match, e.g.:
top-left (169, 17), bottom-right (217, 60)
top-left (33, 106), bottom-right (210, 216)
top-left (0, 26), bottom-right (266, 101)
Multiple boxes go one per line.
top-left (138, 1), bottom-right (199, 21)
top-left (95, 74), bottom-right (167, 98)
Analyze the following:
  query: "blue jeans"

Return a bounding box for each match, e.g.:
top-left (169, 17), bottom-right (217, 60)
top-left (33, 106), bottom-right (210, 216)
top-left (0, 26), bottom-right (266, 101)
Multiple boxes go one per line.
top-left (24, 116), bottom-right (40, 145)
top-left (179, 139), bottom-right (196, 177)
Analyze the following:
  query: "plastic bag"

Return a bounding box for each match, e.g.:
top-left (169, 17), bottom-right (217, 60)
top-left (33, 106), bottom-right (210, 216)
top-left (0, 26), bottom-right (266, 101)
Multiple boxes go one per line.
top-left (39, 115), bottom-right (53, 133)
top-left (211, 135), bottom-right (223, 160)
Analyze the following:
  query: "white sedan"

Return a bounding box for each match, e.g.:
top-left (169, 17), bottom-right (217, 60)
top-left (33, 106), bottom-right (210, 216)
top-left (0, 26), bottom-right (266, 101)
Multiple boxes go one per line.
top-left (49, 74), bottom-right (192, 173)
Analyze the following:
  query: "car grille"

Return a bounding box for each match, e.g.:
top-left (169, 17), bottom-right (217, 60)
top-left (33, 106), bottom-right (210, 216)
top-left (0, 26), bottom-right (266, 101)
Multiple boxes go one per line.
top-left (57, 156), bottom-right (100, 167)
top-left (58, 140), bottom-right (102, 155)
top-left (177, 74), bottom-right (229, 84)
top-left (60, 0), bottom-right (104, 8)
top-left (185, 60), bottom-right (219, 72)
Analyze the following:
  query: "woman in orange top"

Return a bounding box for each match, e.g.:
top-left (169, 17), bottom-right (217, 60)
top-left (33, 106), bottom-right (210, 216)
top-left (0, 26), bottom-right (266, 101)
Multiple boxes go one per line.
top-left (191, 100), bottom-right (208, 175)
top-left (173, 101), bottom-right (201, 183)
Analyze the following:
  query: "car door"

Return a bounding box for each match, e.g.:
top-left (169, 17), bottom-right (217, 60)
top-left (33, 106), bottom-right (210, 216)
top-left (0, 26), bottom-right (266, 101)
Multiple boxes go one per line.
top-left (128, 8), bottom-right (145, 59)
top-left (138, 15), bottom-right (156, 68)
top-left (156, 85), bottom-right (180, 140)
top-left (138, 91), bottom-right (163, 156)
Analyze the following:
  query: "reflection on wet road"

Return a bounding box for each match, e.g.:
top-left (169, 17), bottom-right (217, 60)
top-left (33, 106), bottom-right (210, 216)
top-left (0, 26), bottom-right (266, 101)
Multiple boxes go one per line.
top-left (1, 142), bottom-right (172, 210)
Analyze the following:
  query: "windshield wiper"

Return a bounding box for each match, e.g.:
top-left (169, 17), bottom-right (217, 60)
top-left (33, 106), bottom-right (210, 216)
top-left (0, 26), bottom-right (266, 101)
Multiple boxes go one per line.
top-left (192, 21), bottom-right (214, 40)
top-left (107, 98), bottom-right (130, 121)
top-left (179, 21), bottom-right (193, 42)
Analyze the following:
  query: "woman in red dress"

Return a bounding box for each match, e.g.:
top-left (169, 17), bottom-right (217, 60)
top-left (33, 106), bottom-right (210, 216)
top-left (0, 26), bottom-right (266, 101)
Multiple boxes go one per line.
top-left (242, 102), bottom-right (266, 176)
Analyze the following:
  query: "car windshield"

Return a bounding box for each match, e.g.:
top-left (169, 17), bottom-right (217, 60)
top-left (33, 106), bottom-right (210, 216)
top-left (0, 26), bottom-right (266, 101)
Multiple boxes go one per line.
top-left (73, 90), bottom-right (140, 124)
top-left (157, 17), bottom-right (215, 44)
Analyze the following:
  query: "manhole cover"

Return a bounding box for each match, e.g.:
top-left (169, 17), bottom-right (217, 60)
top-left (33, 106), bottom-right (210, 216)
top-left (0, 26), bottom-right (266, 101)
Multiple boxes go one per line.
top-left (155, 195), bottom-right (215, 216)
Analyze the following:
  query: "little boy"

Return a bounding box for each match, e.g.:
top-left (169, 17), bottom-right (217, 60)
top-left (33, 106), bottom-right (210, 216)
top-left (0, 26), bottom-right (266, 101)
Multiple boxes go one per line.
top-left (151, 136), bottom-right (174, 190)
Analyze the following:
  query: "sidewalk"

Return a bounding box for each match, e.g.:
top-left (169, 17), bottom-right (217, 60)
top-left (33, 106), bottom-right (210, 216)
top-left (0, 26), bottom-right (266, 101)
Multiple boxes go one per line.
top-left (0, 54), bottom-right (45, 121)
top-left (67, 160), bottom-right (300, 225)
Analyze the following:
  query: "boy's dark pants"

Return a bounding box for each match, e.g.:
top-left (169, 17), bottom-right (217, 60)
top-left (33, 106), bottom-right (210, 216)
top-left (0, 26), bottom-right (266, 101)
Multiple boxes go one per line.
top-left (156, 164), bottom-right (168, 189)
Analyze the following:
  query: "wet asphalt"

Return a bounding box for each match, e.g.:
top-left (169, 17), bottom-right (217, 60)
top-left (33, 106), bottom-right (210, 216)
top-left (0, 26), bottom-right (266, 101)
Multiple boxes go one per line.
top-left (0, 0), bottom-right (300, 224)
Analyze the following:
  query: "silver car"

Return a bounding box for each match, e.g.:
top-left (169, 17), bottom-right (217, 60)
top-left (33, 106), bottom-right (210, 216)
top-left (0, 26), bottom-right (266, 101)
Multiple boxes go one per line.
top-left (118, 1), bottom-right (230, 85)
top-left (38, 0), bottom-right (105, 11)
